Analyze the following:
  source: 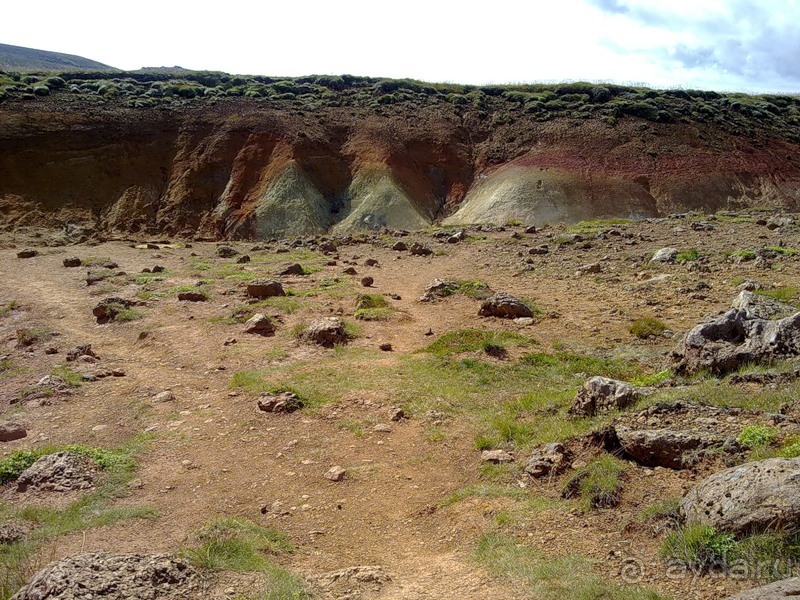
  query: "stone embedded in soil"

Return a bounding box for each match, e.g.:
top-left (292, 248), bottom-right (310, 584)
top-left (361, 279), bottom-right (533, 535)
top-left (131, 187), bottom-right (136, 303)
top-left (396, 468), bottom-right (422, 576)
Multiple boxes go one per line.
top-left (650, 247), bottom-right (679, 263)
top-left (730, 289), bottom-right (796, 320)
top-left (324, 466), bottom-right (346, 481)
top-left (303, 317), bottom-right (348, 347)
top-left (11, 551), bottom-right (198, 600)
top-left (615, 427), bottom-right (727, 469)
top-left (16, 249), bottom-right (38, 258)
top-left (243, 313), bottom-right (275, 336)
top-left (391, 241), bottom-right (407, 251)
top-left (66, 344), bottom-right (98, 362)
top-left (681, 456), bottom-right (800, 535)
top-left (92, 297), bottom-right (138, 324)
top-left (62, 256), bottom-right (81, 267)
top-left (177, 291), bottom-right (207, 302)
top-left (409, 242), bottom-right (433, 256)
top-left (481, 450), bottom-right (514, 463)
top-left (16, 451), bottom-right (97, 493)
top-left (478, 292), bottom-right (533, 319)
top-left (257, 391), bottom-right (303, 413)
top-left (525, 443), bottom-right (569, 478)
top-left (0, 521), bottom-right (27, 544)
top-left (246, 279), bottom-right (285, 299)
top-left (725, 577), bottom-right (800, 599)
top-left (236, 254), bottom-right (250, 263)
top-left (216, 245), bottom-right (238, 258)
top-left (279, 263), bottom-right (304, 275)
top-left (419, 278), bottom-right (458, 302)
top-left (360, 276), bottom-right (374, 287)
top-left (0, 422), bottom-right (27, 442)
top-left (154, 391), bottom-right (175, 402)
top-left (569, 377), bottom-right (641, 417)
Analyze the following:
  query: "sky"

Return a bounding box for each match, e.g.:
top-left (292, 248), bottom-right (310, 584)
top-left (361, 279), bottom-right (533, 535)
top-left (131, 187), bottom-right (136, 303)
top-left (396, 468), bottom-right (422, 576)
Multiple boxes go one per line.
top-left (4, 0), bottom-right (800, 93)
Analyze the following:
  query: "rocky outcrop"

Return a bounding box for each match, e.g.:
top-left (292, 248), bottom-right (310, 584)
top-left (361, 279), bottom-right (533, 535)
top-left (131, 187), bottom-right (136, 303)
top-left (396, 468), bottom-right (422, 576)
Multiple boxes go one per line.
top-left (303, 317), bottom-right (348, 347)
top-left (616, 427), bottom-right (726, 469)
top-left (680, 457), bottom-right (800, 534)
top-left (11, 552), bottom-right (198, 599)
top-left (16, 452), bottom-right (97, 492)
top-left (726, 578), bottom-right (800, 599)
top-left (673, 307), bottom-right (800, 375)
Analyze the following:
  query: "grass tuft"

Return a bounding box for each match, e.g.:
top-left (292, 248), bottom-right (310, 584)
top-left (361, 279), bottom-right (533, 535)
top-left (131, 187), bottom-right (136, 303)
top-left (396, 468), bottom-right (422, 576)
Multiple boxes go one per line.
top-left (562, 455), bottom-right (626, 510)
top-left (628, 318), bottom-right (668, 339)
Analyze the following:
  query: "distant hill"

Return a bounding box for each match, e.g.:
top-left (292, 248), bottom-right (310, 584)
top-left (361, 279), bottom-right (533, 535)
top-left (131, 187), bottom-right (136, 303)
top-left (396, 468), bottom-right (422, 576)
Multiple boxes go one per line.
top-left (0, 43), bottom-right (117, 72)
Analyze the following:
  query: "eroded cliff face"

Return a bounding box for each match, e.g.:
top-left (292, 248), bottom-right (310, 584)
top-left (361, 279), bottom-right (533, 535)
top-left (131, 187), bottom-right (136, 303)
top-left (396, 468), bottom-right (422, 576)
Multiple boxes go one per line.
top-left (2, 95), bottom-right (800, 239)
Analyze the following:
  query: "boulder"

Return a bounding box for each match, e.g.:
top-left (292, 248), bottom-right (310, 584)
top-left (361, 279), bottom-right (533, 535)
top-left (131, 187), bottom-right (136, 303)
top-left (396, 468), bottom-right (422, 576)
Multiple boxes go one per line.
top-left (16, 249), bottom-right (38, 259)
top-left (419, 279), bottom-right (458, 302)
top-left (478, 292), bottom-right (533, 319)
top-left (680, 457), bottom-right (800, 535)
top-left (243, 314), bottom-right (275, 336)
top-left (325, 466), bottom-right (346, 481)
top-left (246, 279), bottom-right (285, 299)
top-left (731, 290), bottom-right (797, 320)
top-left (673, 308), bottom-right (800, 375)
top-left (66, 344), bottom-right (98, 362)
top-left (650, 247), bottom-right (679, 263)
top-left (177, 291), bottom-right (207, 302)
top-left (62, 256), bottom-right (81, 268)
top-left (304, 317), bottom-right (348, 347)
top-left (361, 277), bottom-right (374, 287)
top-left (0, 422), bottom-right (27, 442)
top-left (525, 443), bottom-right (569, 478)
top-left (569, 377), bottom-right (641, 417)
top-left (16, 452), bottom-right (97, 492)
top-left (216, 245), bottom-right (238, 258)
top-left (92, 297), bottom-right (138, 324)
top-left (0, 521), bottom-right (27, 544)
top-left (391, 241), bottom-right (408, 251)
top-left (11, 552), bottom-right (198, 600)
top-left (279, 263), bottom-right (304, 275)
top-left (726, 578), bottom-right (800, 599)
top-left (616, 427), bottom-right (726, 469)
top-left (409, 242), bottom-right (433, 256)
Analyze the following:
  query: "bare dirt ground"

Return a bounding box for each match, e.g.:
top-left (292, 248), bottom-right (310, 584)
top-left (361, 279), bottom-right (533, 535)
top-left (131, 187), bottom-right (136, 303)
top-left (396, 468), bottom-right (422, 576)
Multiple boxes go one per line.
top-left (1, 213), bottom-right (798, 599)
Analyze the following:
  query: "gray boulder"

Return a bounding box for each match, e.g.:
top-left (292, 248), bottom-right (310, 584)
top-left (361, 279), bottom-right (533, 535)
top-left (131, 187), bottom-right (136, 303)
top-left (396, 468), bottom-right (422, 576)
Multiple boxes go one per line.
top-left (731, 290), bottom-right (796, 320)
top-left (616, 427), bottom-right (726, 469)
top-left (11, 552), bottom-right (198, 600)
top-left (726, 578), bottom-right (800, 599)
top-left (650, 247), bottom-right (679, 263)
top-left (673, 308), bottom-right (800, 375)
top-left (569, 377), bottom-right (641, 417)
top-left (681, 457), bottom-right (800, 534)
top-left (478, 293), bottom-right (533, 319)
top-left (246, 279), bottom-right (285, 299)
top-left (304, 317), bottom-right (348, 347)
top-left (16, 452), bottom-right (97, 493)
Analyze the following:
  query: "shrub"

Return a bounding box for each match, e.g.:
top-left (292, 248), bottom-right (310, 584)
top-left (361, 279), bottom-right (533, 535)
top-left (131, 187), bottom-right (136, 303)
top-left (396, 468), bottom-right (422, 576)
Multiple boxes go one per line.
top-left (660, 524), bottom-right (737, 570)
top-left (675, 248), bottom-right (702, 263)
top-left (736, 425), bottom-right (777, 449)
top-left (562, 455), bottom-right (625, 509)
top-left (628, 317), bottom-right (668, 339)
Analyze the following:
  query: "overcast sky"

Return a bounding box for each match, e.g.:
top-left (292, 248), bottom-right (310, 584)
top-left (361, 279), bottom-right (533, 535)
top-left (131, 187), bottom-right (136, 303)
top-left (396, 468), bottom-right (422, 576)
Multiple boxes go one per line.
top-left (4, 0), bottom-right (800, 93)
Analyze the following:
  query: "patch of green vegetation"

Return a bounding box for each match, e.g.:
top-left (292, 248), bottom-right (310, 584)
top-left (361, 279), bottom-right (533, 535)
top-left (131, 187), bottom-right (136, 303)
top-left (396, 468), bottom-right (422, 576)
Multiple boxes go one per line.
top-left (354, 293), bottom-right (394, 321)
top-left (566, 218), bottom-right (632, 235)
top-left (634, 497), bottom-right (681, 523)
top-left (184, 517), bottom-right (292, 571)
top-left (454, 280), bottom-right (493, 300)
top-left (737, 425), bottom-right (777, 450)
top-left (424, 329), bottom-right (533, 358)
top-left (115, 307), bottom-right (143, 322)
top-left (631, 369), bottom-right (672, 387)
top-left (475, 532), bottom-right (670, 599)
top-left (660, 524), bottom-right (737, 570)
top-left (14, 327), bottom-right (53, 348)
top-left (650, 378), bottom-right (800, 413)
top-left (755, 287), bottom-right (800, 303)
top-left (765, 245), bottom-right (798, 256)
top-left (628, 317), bottom-right (669, 339)
top-left (729, 249), bottom-right (757, 261)
top-left (563, 455), bottom-right (626, 510)
top-left (49, 365), bottom-right (83, 387)
top-left (0, 360), bottom-right (14, 377)
top-left (339, 419), bottom-right (366, 437)
top-left (134, 270), bottom-right (170, 285)
top-left (675, 248), bottom-right (702, 263)
top-left (81, 256), bottom-right (114, 267)
top-left (0, 301), bottom-right (17, 318)
top-left (255, 296), bottom-right (302, 314)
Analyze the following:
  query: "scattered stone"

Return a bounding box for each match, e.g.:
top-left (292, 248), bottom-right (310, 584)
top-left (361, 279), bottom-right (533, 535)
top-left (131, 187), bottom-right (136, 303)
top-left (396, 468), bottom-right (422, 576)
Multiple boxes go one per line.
top-left (154, 391), bottom-right (175, 402)
top-left (177, 291), bottom-right (207, 302)
top-left (16, 249), bottom-right (38, 259)
top-left (529, 245), bottom-right (549, 255)
top-left (257, 391), bottom-right (303, 413)
top-left (320, 241), bottom-right (337, 253)
top-left (569, 377), bottom-right (641, 417)
top-left (577, 263), bottom-right (602, 275)
top-left (216, 245), bottom-right (238, 258)
top-left (726, 578), bottom-right (800, 599)
top-left (736, 279), bottom-right (762, 292)
top-left (12, 552), bottom-right (198, 600)
top-left (152, 265), bottom-right (165, 273)
top-left (246, 279), bottom-right (285, 299)
top-left (360, 276), bottom-right (374, 287)
top-left (44, 347), bottom-right (58, 355)
top-left (223, 338), bottom-right (237, 346)
top-left (767, 216), bottom-right (795, 230)
top-left (419, 279), bottom-right (458, 302)
top-left (62, 256), bottom-right (81, 268)
top-left (673, 304), bottom-right (800, 375)
top-left (391, 241), bottom-right (408, 251)
top-left (650, 247), bottom-right (679, 263)
top-left (373, 424), bottom-right (392, 433)
top-left (324, 466), bottom-right (346, 481)
top-left (66, 344), bottom-right (99, 362)
top-left (616, 427), bottom-right (727, 469)
top-left (379, 343), bottom-right (392, 351)
top-left (16, 452), bottom-right (97, 492)
top-left (0, 521), bottom-right (27, 544)
top-left (236, 255), bottom-right (251, 264)
top-left (243, 314), bottom-right (275, 336)
top-left (409, 242), bottom-right (433, 256)
top-left (303, 317), bottom-right (348, 348)
top-left (481, 450), bottom-right (514, 463)
top-left (309, 565), bottom-right (391, 598)
top-left (364, 258), bottom-right (379, 266)
top-left (86, 268), bottom-right (125, 285)
top-left (525, 443), bottom-right (569, 478)
top-left (279, 263), bottom-right (304, 276)
top-left (343, 266), bottom-right (358, 275)
top-left (478, 292), bottom-right (533, 319)
top-left (0, 422), bottom-right (27, 442)
top-left (447, 230), bottom-right (467, 243)
top-left (92, 297), bottom-right (138, 324)
top-left (681, 457), bottom-right (800, 535)
top-left (389, 407), bottom-right (405, 421)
